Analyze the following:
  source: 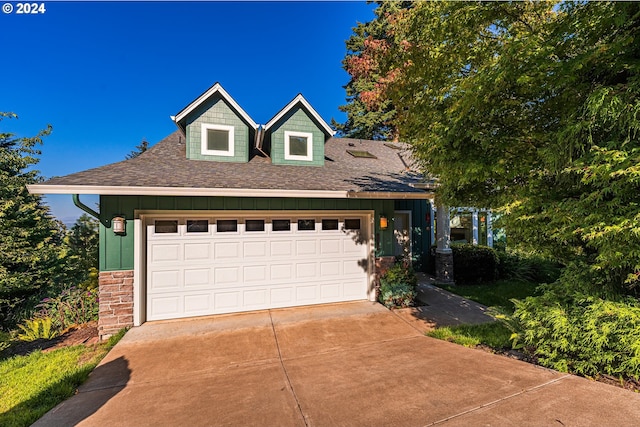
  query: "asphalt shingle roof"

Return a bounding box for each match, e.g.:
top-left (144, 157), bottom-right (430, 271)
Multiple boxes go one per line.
top-left (39, 131), bottom-right (426, 195)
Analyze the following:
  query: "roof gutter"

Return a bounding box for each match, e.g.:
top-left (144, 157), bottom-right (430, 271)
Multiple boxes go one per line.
top-left (30, 185), bottom-right (432, 200)
top-left (72, 194), bottom-right (100, 219)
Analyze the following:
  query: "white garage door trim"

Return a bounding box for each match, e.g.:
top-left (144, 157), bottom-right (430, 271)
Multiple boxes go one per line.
top-left (135, 210), bottom-right (374, 323)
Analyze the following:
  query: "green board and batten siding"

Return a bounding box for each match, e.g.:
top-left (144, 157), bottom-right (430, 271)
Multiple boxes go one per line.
top-left (99, 195), bottom-right (430, 272)
top-left (395, 199), bottom-right (431, 271)
top-left (185, 96), bottom-right (251, 163)
top-left (270, 107), bottom-right (325, 167)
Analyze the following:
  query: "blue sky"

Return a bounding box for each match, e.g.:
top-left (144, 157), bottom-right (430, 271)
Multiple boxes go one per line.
top-left (2, 1), bottom-right (375, 225)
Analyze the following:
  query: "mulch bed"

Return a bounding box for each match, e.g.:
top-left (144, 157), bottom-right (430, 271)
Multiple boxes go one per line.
top-left (1, 321), bottom-right (99, 358)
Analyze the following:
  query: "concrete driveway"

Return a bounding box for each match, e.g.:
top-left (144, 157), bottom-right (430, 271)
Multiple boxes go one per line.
top-left (35, 301), bottom-right (640, 427)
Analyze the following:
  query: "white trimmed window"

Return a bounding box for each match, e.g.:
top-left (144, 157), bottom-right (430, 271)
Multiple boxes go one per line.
top-left (201, 123), bottom-right (234, 156)
top-left (284, 131), bottom-right (313, 161)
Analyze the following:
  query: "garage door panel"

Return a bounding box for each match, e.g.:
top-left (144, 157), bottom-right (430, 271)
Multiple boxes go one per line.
top-left (343, 280), bottom-right (368, 297)
top-left (184, 243), bottom-right (210, 261)
top-left (271, 287), bottom-right (294, 304)
top-left (244, 241), bottom-right (267, 257)
top-left (343, 239), bottom-right (365, 253)
top-left (149, 296), bottom-right (181, 319)
top-left (295, 240), bottom-right (317, 256)
top-left (270, 264), bottom-right (293, 280)
top-left (320, 283), bottom-right (341, 299)
top-left (214, 242), bottom-right (240, 259)
top-left (150, 244), bottom-right (181, 263)
top-left (147, 213), bottom-right (371, 321)
top-left (343, 259), bottom-right (367, 275)
top-left (320, 261), bottom-right (340, 277)
top-left (149, 270), bottom-right (181, 291)
top-left (214, 292), bottom-right (240, 310)
top-left (320, 239), bottom-right (341, 255)
top-left (296, 285), bottom-right (317, 302)
top-left (296, 262), bottom-right (317, 278)
top-left (184, 268), bottom-right (210, 287)
top-left (243, 265), bottom-right (267, 282)
top-left (271, 241), bottom-right (293, 256)
top-left (243, 289), bottom-right (268, 307)
top-left (184, 294), bottom-right (211, 313)
top-left (214, 267), bottom-right (240, 284)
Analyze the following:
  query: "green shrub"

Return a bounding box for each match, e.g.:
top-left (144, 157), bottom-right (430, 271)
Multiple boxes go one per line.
top-left (451, 244), bottom-right (499, 284)
top-left (506, 265), bottom-right (640, 378)
top-left (36, 287), bottom-right (99, 331)
top-left (497, 250), bottom-right (562, 283)
top-left (378, 263), bottom-right (417, 308)
top-left (17, 318), bottom-right (57, 341)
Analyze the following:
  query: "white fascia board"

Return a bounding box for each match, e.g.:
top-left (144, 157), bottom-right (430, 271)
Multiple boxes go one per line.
top-left (174, 83), bottom-right (258, 130)
top-left (264, 94), bottom-right (336, 136)
top-left (27, 184), bottom-right (430, 199)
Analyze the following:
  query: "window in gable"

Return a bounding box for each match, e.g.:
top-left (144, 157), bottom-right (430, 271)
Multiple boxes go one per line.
top-left (201, 123), bottom-right (234, 156)
top-left (284, 131), bottom-right (313, 161)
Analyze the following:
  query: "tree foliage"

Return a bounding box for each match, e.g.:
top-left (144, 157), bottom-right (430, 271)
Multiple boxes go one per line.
top-left (0, 113), bottom-right (67, 327)
top-left (125, 139), bottom-right (149, 159)
top-left (333, 1), bottom-right (412, 140)
top-left (347, 1), bottom-right (640, 294)
top-left (65, 213), bottom-right (99, 286)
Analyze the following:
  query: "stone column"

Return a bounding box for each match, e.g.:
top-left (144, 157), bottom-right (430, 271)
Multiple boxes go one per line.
top-left (98, 270), bottom-right (134, 340)
top-left (435, 204), bottom-right (455, 284)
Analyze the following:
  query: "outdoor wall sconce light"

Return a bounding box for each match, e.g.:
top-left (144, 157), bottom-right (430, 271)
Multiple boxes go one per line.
top-left (112, 216), bottom-right (126, 235)
top-left (380, 215), bottom-right (388, 230)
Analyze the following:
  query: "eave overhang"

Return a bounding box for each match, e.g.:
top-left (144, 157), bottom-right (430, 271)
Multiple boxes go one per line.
top-left (28, 184), bottom-right (432, 200)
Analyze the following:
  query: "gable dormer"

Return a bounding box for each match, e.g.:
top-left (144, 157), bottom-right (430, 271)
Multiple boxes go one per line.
top-left (172, 83), bottom-right (258, 163)
top-left (264, 94), bottom-right (335, 167)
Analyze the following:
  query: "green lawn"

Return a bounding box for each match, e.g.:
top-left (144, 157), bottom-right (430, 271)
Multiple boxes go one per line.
top-left (0, 330), bottom-right (125, 427)
top-left (437, 279), bottom-right (539, 312)
top-left (428, 322), bottom-right (514, 348)
top-left (428, 279), bottom-right (539, 350)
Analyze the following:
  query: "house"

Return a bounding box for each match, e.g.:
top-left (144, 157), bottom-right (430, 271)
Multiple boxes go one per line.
top-left (29, 83), bottom-right (436, 339)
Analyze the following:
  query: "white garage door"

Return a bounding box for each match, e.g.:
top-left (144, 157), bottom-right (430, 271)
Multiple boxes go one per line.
top-left (145, 212), bottom-right (371, 321)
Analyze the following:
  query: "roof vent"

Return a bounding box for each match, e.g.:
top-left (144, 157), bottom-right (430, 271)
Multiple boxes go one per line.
top-left (347, 150), bottom-right (377, 159)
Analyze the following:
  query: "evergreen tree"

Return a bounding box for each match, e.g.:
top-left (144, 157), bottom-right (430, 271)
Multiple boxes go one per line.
top-left (66, 213), bottom-right (99, 283)
top-left (333, 2), bottom-right (411, 140)
top-left (125, 139), bottom-right (149, 159)
top-left (0, 113), bottom-right (67, 328)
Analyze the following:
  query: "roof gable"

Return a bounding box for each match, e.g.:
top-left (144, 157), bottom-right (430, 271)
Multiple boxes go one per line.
top-left (264, 94), bottom-right (335, 137)
top-left (173, 82), bottom-right (258, 131)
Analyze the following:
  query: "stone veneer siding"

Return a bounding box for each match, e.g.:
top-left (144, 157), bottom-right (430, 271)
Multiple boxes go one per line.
top-left (98, 270), bottom-right (134, 340)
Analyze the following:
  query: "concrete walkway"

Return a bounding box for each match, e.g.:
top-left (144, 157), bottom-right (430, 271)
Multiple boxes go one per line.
top-left (34, 300), bottom-right (640, 427)
top-left (393, 273), bottom-right (495, 333)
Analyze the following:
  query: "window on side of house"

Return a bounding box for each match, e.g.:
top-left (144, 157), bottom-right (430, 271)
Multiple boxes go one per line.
top-left (284, 131), bottom-right (313, 161)
top-left (201, 123), bottom-right (234, 156)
